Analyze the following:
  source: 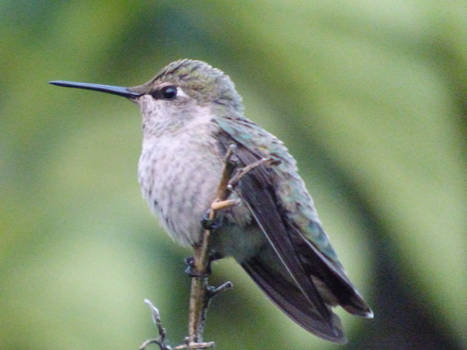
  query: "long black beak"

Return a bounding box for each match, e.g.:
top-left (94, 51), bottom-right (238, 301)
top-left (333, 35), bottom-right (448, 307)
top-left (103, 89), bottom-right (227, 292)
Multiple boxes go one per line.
top-left (49, 80), bottom-right (142, 98)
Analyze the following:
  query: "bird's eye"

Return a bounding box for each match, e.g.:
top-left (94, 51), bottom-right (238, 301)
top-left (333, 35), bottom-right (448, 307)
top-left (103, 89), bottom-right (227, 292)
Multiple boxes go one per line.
top-left (160, 86), bottom-right (177, 100)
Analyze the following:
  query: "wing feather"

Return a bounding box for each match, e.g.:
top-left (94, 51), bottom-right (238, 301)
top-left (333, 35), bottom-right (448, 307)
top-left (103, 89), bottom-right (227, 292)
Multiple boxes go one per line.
top-left (214, 117), bottom-right (373, 341)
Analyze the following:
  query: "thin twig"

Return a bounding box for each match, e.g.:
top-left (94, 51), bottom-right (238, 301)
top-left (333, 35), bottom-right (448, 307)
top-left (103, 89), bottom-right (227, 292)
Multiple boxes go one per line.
top-left (207, 281), bottom-right (234, 298)
top-left (187, 145), bottom-right (238, 347)
top-left (140, 338), bottom-right (167, 350)
top-left (173, 341), bottom-right (216, 350)
top-left (228, 156), bottom-right (278, 191)
top-left (140, 299), bottom-right (170, 350)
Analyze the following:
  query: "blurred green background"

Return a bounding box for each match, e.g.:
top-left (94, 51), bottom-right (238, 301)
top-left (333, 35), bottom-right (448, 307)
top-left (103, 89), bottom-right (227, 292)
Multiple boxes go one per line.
top-left (0, 1), bottom-right (465, 349)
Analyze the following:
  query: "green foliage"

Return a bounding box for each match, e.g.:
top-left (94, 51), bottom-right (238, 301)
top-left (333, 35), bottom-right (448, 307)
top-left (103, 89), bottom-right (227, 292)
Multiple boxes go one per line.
top-left (0, 1), bottom-right (464, 349)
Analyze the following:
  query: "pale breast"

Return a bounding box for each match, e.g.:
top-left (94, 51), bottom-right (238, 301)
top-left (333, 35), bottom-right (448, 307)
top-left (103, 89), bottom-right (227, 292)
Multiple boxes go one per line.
top-left (138, 124), bottom-right (224, 246)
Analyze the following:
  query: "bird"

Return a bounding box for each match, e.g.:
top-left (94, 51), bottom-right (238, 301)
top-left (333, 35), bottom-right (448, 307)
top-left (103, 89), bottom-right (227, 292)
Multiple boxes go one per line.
top-left (50, 59), bottom-right (373, 343)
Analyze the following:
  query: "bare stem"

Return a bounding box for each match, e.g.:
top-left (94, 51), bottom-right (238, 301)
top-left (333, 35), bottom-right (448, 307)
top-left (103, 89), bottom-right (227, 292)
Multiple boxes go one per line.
top-left (173, 340), bottom-right (216, 350)
top-left (187, 145), bottom-right (238, 347)
top-left (140, 299), bottom-right (170, 350)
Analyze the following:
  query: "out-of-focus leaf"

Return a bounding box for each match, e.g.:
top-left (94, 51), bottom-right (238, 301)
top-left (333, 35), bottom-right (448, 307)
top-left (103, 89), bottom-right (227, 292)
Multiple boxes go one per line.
top-left (0, 1), bottom-right (464, 349)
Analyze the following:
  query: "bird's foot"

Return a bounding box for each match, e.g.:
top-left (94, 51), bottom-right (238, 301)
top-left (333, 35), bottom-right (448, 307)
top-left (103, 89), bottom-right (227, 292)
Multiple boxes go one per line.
top-left (184, 252), bottom-right (223, 278)
top-left (201, 209), bottom-right (223, 231)
top-left (184, 256), bottom-right (203, 277)
top-left (201, 199), bottom-right (239, 231)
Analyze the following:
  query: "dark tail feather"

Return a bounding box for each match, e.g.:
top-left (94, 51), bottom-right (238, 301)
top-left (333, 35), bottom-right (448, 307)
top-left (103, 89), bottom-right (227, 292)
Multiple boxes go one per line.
top-left (293, 227), bottom-right (374, 319)
top-left (340, 288), bottom-right (374, 318)
top-left (241, 257), bottom-right (347, 344)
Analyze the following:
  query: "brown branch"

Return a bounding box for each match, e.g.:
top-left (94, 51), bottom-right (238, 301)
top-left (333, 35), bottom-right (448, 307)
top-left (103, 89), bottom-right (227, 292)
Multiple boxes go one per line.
top-left (187, 145), bottom-right (238, 347)
top-left (173, 339), bottom-right (216, 350)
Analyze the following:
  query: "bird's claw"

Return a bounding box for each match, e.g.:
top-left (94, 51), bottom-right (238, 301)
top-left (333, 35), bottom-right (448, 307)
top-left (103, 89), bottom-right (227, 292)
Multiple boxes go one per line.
top-left (184, 256), bottom-right (211, 278)
top-left (184, 252), bottom-right (223, 278)
top-left (184, 256), bottom-right (206, 277)
top-left (201, 210), bottom-right (223, 231)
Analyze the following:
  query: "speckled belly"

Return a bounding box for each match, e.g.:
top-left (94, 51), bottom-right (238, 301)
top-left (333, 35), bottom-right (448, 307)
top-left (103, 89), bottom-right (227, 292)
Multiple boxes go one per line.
top-left (138, 132), bottom-right (225, 246)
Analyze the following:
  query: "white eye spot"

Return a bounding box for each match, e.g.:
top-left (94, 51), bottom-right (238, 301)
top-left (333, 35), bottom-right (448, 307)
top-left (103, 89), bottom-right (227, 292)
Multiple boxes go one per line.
top-left (177, 88), bottom-right (189, 98)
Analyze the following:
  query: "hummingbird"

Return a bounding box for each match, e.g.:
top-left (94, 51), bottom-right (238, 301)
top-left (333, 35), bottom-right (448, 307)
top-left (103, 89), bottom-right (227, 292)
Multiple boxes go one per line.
top-left (50, 59), bottom-right (373, 343)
